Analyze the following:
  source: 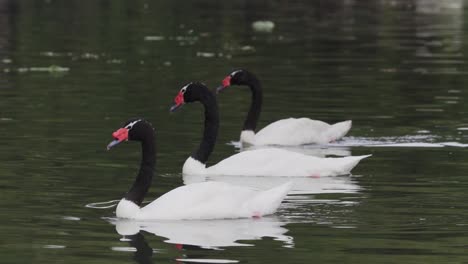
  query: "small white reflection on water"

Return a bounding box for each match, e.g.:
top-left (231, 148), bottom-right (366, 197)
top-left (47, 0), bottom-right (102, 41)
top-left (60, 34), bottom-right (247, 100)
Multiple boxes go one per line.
top-left (111, 246), bottom-right (137, 252)
top-left (230, 134), bottom-right (468, 157)
top-left (329, 135), bottom-right (468, 148)
top-left (85, 200), bottom-right (120, 209)
top-left (176, 259), bottom-right (239, 263)
top-left (62, 216), bottom-right (81, 221)
top-left (43, 245), bottom-right (66, 249)
top-left (108, 216), bottom-right (293, 249)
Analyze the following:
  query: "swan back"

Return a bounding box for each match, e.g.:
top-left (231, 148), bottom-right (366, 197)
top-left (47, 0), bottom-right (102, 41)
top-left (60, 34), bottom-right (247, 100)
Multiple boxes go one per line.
top-left (248, 118), bottom-right (352, 146)
top-left (207, 148), bottom-right (370, 177)
top-left (135, 181), bottom-right (291, 220)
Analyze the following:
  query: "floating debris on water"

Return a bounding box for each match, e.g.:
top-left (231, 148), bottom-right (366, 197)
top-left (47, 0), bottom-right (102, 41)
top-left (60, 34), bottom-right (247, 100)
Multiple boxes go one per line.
top-left (415, 108), bottom-right (444, 112)
top-left (196, 52), bottom-right (216, 58)
top-left (448, 89), bottom-right (461, 93)
top-left (144, 35), bottom-right (165, 41)
top-left (41, 51), bottom-right (56, 57)
top-left (31, 65), bottom-right (70, 72)
top-left (252, 20), bottom-right (275, 33)
top-left (63, 216), bottom-right (81, 221)
top-left (434, 96), bottom-right (460, 100)
top-left (106, 59), bottom-right (123, 64)
top-left (413, 68), bottom-right (429, 74)
top-left (6, 65), bottom-right (70, 73)
top-left (81, 53), bottom-right (100, 59)
top-left (40, 51), bottom-right (74, 57)
top-left (240, 45), bottom-right (255, 52)
top-left (163, 61), bottom-right (172, 66)
top-left (43, 245), bottom-right (66, 249)
top-left (223, 44), bottom-right (256, 54)
top-left (175, 36), bottom-right (199, 41)
top-left (2, 58), bottom-right (11, 63)
top-left (417, 130), bottom-right (431, 134)
top-left (380, 68), bottom-right (397, 73)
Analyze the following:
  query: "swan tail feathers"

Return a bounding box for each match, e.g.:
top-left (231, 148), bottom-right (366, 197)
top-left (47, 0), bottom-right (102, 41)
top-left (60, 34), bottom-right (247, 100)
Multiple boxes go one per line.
top-left (326, 120), bottom-right (352, 142)
top-left (247, 182), bottom-right (292, 217)
top-left (340, 154), bottom-right (372, 174)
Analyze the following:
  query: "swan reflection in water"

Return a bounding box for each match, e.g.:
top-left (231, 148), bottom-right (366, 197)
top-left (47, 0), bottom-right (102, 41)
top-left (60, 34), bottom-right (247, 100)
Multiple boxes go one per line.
top-left (112, 232), bottom-right (154, 264)
top-left (109, 216), bottom-right (293, 250)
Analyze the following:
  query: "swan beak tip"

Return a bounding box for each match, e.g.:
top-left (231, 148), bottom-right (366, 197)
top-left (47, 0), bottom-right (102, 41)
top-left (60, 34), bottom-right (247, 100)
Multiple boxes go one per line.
top-left (170, 104), bottom-right (183, 112)
top-left (215, 85), bottom-right (225, 94)
top-left (107, 139), bottom-right (121, 150)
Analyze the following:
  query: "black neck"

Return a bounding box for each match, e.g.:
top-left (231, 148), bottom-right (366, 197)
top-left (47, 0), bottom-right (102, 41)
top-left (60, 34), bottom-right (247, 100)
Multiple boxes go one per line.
top-left (243, 75), bottom-right (262, 131)
top-left (192, 91), bottom-right (219, 164)
top-left (125, 137), bottom-right (155, 206)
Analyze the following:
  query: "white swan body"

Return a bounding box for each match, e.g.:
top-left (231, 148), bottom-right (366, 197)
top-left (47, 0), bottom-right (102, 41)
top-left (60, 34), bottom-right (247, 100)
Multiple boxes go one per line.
top-left (116, 181), bottom-right (292, 220)
top-left (183, 148), bottom-right (371, 177)
top-left (183, 174), bottom-right (360, 195)
top-left (241, 118), bottom-right (352, 146)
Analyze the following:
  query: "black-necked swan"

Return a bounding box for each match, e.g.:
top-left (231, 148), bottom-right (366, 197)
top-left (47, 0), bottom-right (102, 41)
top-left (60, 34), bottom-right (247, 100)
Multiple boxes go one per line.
top-left (216, 69), bottom-right (352, 146)
top-left (106, 118), bottom-right (292, 220)
top-left (170, 82), bottom-right (370, 177)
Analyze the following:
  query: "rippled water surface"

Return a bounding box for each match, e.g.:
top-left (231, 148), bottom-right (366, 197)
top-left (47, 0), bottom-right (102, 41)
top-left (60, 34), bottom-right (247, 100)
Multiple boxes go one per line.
top-left (2, 0), bottom-right (468, 263)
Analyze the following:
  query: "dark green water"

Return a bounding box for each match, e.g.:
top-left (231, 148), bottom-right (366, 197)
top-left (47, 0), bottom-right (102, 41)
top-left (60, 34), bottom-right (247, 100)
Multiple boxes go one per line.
top-left (2, 0), bottom-right (468, 263)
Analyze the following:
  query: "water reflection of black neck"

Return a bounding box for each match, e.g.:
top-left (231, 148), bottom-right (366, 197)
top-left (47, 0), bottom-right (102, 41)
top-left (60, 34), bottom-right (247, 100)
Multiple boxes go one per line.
top-left (243, 74), bottom-right (262, 132)
top-left (127, 232), bottom-right (153, 264)
top-left (192, 91), bottom-right (219, 164)
top-left (125, 134), bottom-right (156, 206)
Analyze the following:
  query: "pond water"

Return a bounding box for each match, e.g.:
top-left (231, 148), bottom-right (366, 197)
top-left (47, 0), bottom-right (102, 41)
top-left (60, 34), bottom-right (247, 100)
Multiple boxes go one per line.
top-left (2, 0), bottom-right (468, 263)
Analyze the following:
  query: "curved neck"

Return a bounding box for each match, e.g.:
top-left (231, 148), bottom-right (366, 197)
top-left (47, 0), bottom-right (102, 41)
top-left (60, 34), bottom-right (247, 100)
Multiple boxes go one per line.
top-left (243, 75), bottom-right (262, 132)
top-left (192, 91), bottom-right (219, 164)
top-left (125, 137), bottom-right (155, 206)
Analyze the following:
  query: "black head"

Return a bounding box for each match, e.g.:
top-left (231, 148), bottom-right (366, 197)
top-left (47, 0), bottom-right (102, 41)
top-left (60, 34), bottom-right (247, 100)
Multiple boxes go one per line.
top-left (170, 82), bottom-right (212, 112)
top-left (107, 118), bottom-right (155, 149)
top-left (216, 69), bottom-right (254, 93)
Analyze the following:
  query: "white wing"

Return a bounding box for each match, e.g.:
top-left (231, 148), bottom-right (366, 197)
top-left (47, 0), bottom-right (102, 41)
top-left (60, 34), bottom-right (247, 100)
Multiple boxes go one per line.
top-left (136, 181), bottom-right (291, 220)
top-left (183, 174), bottom-right (361, 195)
top-left (250, 118), bottom-right (351, 146)
top-left (207, 148), bottom-right (370, 177)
